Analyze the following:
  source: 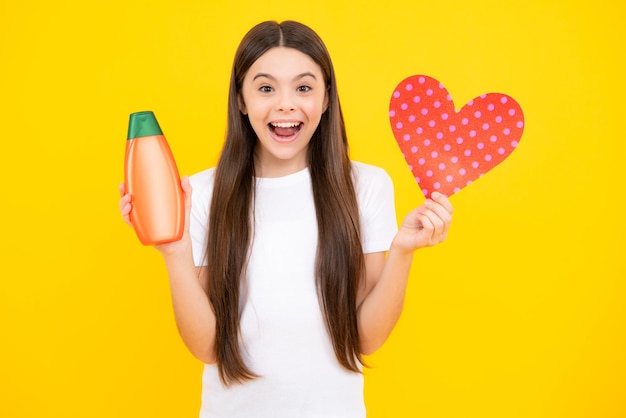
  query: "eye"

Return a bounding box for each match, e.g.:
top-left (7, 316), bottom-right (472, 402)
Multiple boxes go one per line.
top-left (259, 85), bottom-right (273, 93)
top-left (297, 85), bottom-right (312, 93)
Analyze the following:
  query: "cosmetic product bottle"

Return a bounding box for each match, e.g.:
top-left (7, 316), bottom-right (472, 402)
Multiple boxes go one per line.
top-left (124, 111), bottom-right (184, 245)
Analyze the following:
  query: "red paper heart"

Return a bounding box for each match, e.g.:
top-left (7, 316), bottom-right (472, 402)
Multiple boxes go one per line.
top-left (389, 75), bottom-right (524, 198)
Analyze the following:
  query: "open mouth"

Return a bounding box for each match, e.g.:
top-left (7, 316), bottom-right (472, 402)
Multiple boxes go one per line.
top-left (269, 121), bottom-right (302, 140)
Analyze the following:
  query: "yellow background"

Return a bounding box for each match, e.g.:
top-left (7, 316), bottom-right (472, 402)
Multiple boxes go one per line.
top-left (1, 0), bottom-right (624, 417)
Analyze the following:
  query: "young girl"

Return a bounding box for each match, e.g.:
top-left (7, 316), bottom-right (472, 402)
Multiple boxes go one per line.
top-left (120, 20), bottom-right (452, 418)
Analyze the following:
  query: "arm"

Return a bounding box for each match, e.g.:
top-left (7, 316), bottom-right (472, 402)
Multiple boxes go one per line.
top-left (356, 192), bottom-right (453, 355)
top-left (119, 178), bottom-right (217, 364)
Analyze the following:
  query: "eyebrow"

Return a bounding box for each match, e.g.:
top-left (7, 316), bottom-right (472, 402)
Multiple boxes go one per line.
top-left (252, 72), bottom-right (318, 82)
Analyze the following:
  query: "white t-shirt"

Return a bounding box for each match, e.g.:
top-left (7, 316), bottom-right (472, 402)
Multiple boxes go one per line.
top-left (189, 161), bottom-right (398, 418)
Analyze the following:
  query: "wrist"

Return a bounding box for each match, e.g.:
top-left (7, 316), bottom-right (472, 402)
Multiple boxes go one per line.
top-left (389, 237), bottom-right (417, 258)
top-left (156, 235), bottom-right (193, 260)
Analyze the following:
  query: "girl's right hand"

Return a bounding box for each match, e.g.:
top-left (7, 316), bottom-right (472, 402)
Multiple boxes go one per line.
top-left (118, 177), bottom-right (194, 257)
top-left (118, 183), bottom-right (133, 227)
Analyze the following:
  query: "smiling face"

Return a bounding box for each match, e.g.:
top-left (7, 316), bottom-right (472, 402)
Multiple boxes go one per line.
top-left (239, 47), bottom-right (329, 178)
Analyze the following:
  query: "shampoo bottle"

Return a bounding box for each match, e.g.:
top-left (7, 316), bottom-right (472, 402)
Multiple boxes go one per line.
top-left (124, 111), bottom-right (184, 245)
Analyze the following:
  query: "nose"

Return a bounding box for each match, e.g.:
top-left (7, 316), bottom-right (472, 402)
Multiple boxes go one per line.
top-left (276, 91), bottom-right (296, 112)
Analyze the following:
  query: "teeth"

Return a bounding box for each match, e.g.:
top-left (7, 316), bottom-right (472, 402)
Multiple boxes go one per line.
top-left (271, 122), bottom-right (301, 128)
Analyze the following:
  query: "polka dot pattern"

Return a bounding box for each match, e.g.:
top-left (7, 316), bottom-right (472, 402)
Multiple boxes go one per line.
top-left (389, 75), bottom-right (524, 198)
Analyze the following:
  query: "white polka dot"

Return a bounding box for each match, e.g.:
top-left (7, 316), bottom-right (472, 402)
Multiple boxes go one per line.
top-left (389, 110), bottom-right (396, 117)
top-left (401, 103), bottom-right (408, 110)
top-left (517, 121), bottom-right (524, 128)
top-left (446, 94), bottom-right (453, 101)
top-left (431, 151), bottom-right (438, 158)
top-left (503, 128), bottom-right (511, 135)
top-left (426, 170), bottom-right (433, 177)
top-left (433, 182), bottom-right (441, 190)
top-left (396, 122), bottom-right (403, 129)
top-left (468, 99), bottom-right (474, 106)
top-left (466, 180), bottom-right (473, 186)
top-left (418, 76), bottom-right (426, 84)
top-left (409, 115), bottom-right (416, 122)
top-left (439, 83), bottom-right (445, 89)
top-left (449, 125), bottom-right (456, 132)
top-left (438, 163), bottom-right (446, 170)
top-left (428, 120), bottom-right (436, 127)
top-left (408, 165), bottom-right (413, 171)
top-left (498, 147), bottom-right (505, 155)
top-left (501, 96), bottom-right (508, 104)
top-left (414, 176), bottom-right (419, 182)
top-left (490, 135), bottom-right (497, 142)
top-left (434, 101), bottom-right (441, 108)
top-left (469, 130), bottom-right (477, 137)
top-left (477, 142), bottom-right (484, 150)
top-left (456, 137), bottom-right (464, 144)
top-left (511, 140), bottom-right (519, 147)
top-left (472, 161), bottom-right (479, 169)
top-left (459, 168), bottom-right (466, 175)
top-left (444, 144), bottom-right (451, 151)
top-left (426, 89), bottom-right (433, 96)
top-left (480, 94), bottom-right (487, 99)
top-left (418, 158), bottom-right (426, 165)
top-left (416, 127), bottom-right (423, 134)
top-left (405, 84), bottom-right (413, 91)
top-left (436, 132), bottom-right (444, 139)
top-left (424, 139), bottom-right (431, 146)
top-left (496, 116), bottom-right (503, 123)
top-left (421, 108), bottom-right (428, 115)
top-left (464, 149), bottom-right (471, 156)
top-left (411, 146), bottom-right (418, 153)
top-left (404, 134), bottom-right (411, 141)
top-left (462, 118), bottom-right (469, 125)
top-left (485, 154), bottom-right (492, 162)
top-left (441, 113), bottom-right (449, 120)
top-left (446, 175), bottom-right (453, 182)
top-left (451, 156), bottom-right (459, 163)
top-left (422, 188), bottom-right (429, 195)
top-left (474, 111), bottom-right (482, 118)
top-left (508, 108), bottom-right (516, 116)
top-left (482, 123), bottom-right (489, 130)
top-left (393, 91), bottom-right (400, 98)
top-left (454, 187), bottom-right (461, 193)
top-left (413, 96), bottom-right (421, 103)
top-left (488, 104), bottom-right (495, 111)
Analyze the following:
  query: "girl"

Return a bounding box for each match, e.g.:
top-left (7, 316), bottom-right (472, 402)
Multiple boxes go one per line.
top-left (120, 20), bottom-right (453, 418)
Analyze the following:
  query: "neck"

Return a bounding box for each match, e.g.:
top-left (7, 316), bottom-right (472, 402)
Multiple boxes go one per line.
top-left (253, 152), bottom-right (308, 178)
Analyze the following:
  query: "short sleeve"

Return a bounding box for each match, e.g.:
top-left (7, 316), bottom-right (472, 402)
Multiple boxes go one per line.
top-left (353, 162), bottom-right (398, 254)
top-left (188, 168), bottom-right (215, 267)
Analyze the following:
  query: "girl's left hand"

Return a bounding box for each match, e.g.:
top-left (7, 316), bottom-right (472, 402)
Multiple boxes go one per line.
top-left (393, 192), bottom-right (453, 253)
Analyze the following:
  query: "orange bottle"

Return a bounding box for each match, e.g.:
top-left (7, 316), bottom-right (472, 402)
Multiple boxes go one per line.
top-left (124, 111), bottom-right (184, 245)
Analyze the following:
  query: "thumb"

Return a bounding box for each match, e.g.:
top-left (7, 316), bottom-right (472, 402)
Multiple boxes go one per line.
top-left (180, 176), bottom-right (193, 232)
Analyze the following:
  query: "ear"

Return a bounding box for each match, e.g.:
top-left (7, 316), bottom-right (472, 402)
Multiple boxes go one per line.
top-left (323, 90), bottom-right (329, 113)
top-left (238, 94), bottom-right (247, 115)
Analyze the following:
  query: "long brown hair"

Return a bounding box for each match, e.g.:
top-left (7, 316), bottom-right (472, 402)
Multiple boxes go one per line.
top-left (206, 20), bottom-right (364, 385)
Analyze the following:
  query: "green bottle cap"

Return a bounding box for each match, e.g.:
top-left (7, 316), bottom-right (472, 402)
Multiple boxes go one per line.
top-left (127, 111), bottom-right (163, 140)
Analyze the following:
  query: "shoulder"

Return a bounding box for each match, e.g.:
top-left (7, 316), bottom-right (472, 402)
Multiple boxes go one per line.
top-left (350, 161), bottom-right (394, 191)
top-left (189, 167), bottom-right (217, 198)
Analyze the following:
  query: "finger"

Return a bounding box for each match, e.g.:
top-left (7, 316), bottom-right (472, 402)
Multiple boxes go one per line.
top-left (417, 210), bottom-right (436, 241)
top-left (430, 192), bottom-right (454, 214)
top-left (181, 176), bottom-right (193, 209)
top-left (118, 184), bottom-right (133, 226)
top-left (180, 176), bottom-right (193, 232)
top-left (120, 201), bottom-right (133, 226)
top-left (423, 197), bottom-right (453, 228)
top-left (119, 193), bottom-right (131, 213)
top-left (421, 206), bottom-right (445, 239)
